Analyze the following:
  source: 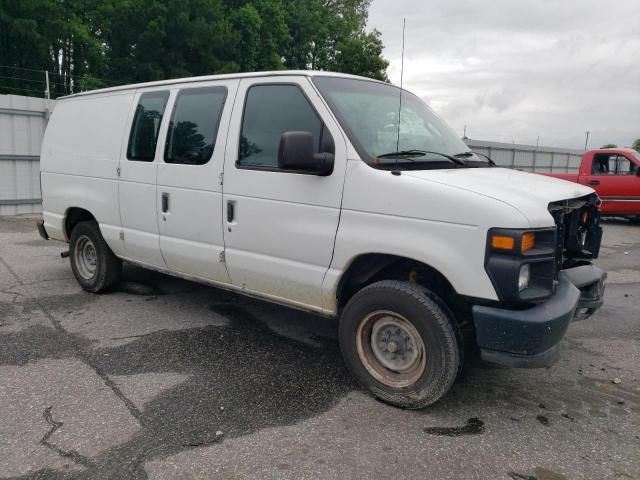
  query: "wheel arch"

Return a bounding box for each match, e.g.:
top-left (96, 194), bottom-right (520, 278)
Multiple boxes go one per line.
top-left (336, 253), bottom-right (458, 311)
top-left (334, 252), bottom-right (476, 362)
top-left (64, 207), bottom-right (97, 241)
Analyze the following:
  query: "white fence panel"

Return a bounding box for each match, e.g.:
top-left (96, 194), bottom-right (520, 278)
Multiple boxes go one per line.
top-left (465, 139), bottom-right (585, 175)
top-left (0, 95), bottom-right (54, 216)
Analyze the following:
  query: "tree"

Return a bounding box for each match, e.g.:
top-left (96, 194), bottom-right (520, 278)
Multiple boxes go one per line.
top-left (601, 143), bottom-right (617, 148)
top-left (0, 0), bottom-right (388, 97)
top-left (282, 0), bottom-right (388, 80)
top-left (633, 139), bottom-right (640, 152)
top-left (0, 0), bottom-right (106, 96)
top-left (334, 30), bottom-right (388, 81)
top-left (104, 0), bottom-right (241, 83)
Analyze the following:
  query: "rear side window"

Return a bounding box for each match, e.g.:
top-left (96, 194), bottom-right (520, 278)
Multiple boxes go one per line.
top-left (616, 156), bottom-right (637, 175)
top-left (591, 154), bottom-right (615, 175)
top-left (127, 91), bottom-right (170, 161)
top-left (164, 87), bottom-right (227, 165)
top-left (238, 84), bottom-right (323, 169)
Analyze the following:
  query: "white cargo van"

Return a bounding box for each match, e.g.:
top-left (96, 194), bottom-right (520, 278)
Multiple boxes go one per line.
top-left (38, 71), bottom-right (606, 408)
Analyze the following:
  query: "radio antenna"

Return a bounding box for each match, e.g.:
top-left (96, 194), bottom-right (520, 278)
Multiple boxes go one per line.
top-left (395, 17), bottom-right (406, 155)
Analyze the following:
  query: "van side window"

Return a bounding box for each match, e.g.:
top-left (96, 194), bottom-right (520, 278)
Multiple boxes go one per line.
top-left (164, 87), bottom-right (227, 165)
top-left (127, 91), bottom-right (170, 161)
top-left (238, 84), bottom-right (330, 169)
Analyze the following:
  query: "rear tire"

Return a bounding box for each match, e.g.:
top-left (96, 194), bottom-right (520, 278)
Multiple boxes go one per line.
top-left (339, 280), bottom-right (460, 409)
top-left (69, 221), bottom-right (122, 292)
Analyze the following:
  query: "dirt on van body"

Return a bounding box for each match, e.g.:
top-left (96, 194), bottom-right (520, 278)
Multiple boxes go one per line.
top-left (0, 215), bottom-right (638, 480)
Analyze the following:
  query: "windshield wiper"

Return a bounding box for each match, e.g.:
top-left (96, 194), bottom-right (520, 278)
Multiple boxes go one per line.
top-left (376, 150), bottom-right (465, 166)
top-left (454, 151), bottom-right (496, 166)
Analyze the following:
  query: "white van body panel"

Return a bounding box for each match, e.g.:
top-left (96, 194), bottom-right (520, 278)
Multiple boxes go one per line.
top-left (155, 79), bottom-right (238, 284)
top-left (117, 87), bottom-right (167, 267)
top-left (40, 92), bottom-right (135, 244)
top-left (39, 70), bottom-right (597, 317)
top-left (402, 167), bottom-right (594, 228)
top-left (320, 160), bottom-right (529, 309)
top-left (221, 76), bottom-right (348, 312)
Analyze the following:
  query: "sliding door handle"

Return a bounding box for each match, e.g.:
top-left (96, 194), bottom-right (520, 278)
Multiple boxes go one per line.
top-left (161, 192), bottom-right (170, 213)
top-left (227, 201), bottom-right (235, 223)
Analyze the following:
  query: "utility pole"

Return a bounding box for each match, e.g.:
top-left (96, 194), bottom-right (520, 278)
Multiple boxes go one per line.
top-left (44, 70), bottom-right (50, 100)
top-left (463, 124), bottom-right (468, 139)
top-left (536, 135), bottom-right (540, 149)
top-left (44, 70), bottom-right (51, 122)
top-left (584, 131), bottom-right (590, 151)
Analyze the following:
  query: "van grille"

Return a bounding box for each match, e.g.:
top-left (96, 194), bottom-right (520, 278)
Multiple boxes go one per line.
top-left (548, 193), bottom-right (601, 274)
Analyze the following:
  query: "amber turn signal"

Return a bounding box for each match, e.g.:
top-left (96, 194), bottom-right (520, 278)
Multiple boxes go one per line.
top-left (521, 232), bottom-right (535, 252)
top-left (491, 235), bottom-right (515, 251)
top-left (491, 232), bottom-right (535, 252)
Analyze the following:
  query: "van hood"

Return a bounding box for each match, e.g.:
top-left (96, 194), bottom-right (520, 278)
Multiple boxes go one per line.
top-left (403, 167), bottom-right (594, 227)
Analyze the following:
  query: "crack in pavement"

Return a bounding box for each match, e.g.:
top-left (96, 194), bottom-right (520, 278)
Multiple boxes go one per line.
top-left (0, 254), bottom-right (145, 427)
top-left (0, 287), bottom-right (28, 304)
top-left (2, 276), bottom-right (71, 291)
top-left (0, 288), bottom-right (28, 298)
top-left (109, 330), bottom-right (169, 341)
top-left (41, 406), bottom-right (94, 469)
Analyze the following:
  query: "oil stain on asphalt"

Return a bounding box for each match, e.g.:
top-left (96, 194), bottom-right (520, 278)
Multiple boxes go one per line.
top-left (7, 300), bottom-right (355, 479)
top-left (423, 417), bottom-right (485, 436)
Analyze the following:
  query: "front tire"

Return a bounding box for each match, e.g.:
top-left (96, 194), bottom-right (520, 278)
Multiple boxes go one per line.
top-left (69, 221), bottom-right (122, 292)
top-left (339, 280), bottom-right (460, 409)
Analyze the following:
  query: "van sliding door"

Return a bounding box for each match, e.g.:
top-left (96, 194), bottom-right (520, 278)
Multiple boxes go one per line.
top-left (118, 89), bottom-right (169, 268)
top-left (155, 80), bottom-right (238, 284)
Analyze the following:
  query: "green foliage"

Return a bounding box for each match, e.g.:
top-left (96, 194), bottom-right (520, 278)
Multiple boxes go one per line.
top-left (0, 0), bottom-right (388, 97)
top-left (633, 139), bottom-right (640, 152)
top-left (0, 0), bottom-right (106, 96)
top-left (282, 0), bottom-right (388, 80)
top-left (601, 143), bottom-right (618, 148)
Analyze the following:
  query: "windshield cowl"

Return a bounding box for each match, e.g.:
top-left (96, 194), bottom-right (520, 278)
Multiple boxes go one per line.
top-left (372, 150), bottom-right (492, 171)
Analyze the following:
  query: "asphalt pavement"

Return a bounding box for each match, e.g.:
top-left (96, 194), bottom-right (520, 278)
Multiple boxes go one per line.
top-left (0, 214), bottom-right (638, 480)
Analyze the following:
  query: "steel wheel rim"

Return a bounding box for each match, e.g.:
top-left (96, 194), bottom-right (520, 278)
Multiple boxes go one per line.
top-left (356, 310), bottom-right (426, 388)
top-left (74, 235), bottom-right (97, 280)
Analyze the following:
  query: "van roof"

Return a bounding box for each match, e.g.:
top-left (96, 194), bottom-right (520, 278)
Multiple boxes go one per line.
top-left (60, 70), bottom-right (385, 100)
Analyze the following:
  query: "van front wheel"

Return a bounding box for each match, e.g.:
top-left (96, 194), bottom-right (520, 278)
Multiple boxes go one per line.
top-left (69, 221), bottom-right (122, 292)
top-left (339, 280), bottom-right (460, 409)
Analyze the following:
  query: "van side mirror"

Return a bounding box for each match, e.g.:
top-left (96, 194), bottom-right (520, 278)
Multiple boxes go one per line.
top-left (278, 131), bottom-right (334, 176)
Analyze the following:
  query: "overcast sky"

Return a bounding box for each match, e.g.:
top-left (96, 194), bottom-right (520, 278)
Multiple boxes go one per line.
top-left (368, 0), bottom-right (640, 150)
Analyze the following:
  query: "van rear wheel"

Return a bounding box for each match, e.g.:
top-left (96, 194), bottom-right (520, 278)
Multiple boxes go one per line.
top-left (69, 221), bottom-right (122, 292)
top-left (339, 280), bottom-right (460, 409)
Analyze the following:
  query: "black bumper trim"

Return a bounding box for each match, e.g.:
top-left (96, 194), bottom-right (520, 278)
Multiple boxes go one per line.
top-left (473, 264), bottom-right (606, 368)
top-left (568, 265), bottom-right (607, 320)
top-left (480, 343), bottom-right (561, 369)
top-left (36, 220), bottom-right (49, 240)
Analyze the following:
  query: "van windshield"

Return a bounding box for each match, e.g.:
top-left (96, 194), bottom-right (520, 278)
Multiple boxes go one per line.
top-left (313, 76), bottom-right (486, 169)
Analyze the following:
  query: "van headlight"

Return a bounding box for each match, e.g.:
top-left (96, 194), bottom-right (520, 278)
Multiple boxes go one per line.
top-left (518, 264), bottom-right (531, 291)
top-left (485, 227), bottom-right (557, 302)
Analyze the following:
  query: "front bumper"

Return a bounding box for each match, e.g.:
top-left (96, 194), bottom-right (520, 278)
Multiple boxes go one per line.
top-left (473, 264), bottom-right (606, 368)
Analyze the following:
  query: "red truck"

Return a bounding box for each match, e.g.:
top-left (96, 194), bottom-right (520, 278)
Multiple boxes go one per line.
top-left (542, 148), bottom-right (640, 218)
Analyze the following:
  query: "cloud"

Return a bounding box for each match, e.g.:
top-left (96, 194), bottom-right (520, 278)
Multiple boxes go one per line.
top-left (368, 0), bottom-right (640, 149)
